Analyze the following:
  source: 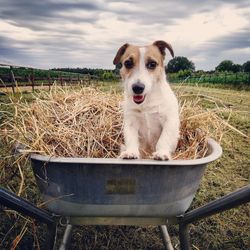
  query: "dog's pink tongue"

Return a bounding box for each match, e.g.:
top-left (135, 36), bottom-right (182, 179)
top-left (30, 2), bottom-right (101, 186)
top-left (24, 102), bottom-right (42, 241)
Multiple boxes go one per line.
top-left (133, 95), bottom-right (144, 104)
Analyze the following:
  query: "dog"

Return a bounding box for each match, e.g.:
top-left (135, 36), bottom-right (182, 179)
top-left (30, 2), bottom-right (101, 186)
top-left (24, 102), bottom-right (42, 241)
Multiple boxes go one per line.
top-left (113, 40), bottom-right (180, 160)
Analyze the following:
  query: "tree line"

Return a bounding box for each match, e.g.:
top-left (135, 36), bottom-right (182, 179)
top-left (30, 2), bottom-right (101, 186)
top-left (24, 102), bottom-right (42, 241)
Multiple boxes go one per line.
top-left (51, 67), bottom-right (117, 81)
top-left (1, 58), bottom-right (249, 85)
top-left (166, 57), bottom-right (250, 74)
top-left (53, 58), bottom-right (250, 81)
top-left (165, 57), bottom-right (250, 85)
top-left (0, 66), bottom-right (117, 83)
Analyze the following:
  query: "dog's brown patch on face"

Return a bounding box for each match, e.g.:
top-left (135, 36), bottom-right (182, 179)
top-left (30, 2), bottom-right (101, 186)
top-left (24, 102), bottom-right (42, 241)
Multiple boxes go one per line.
top-left (144, 45), bottom-right (165, 82)
top-left (118, 45), bottom-right (166, 82)
top-left (114, 41), bottom-right (173, 81)
top-left (145, 45), bottom-right (165, 67)
top-left (119, 45), bottom-right (140, 80)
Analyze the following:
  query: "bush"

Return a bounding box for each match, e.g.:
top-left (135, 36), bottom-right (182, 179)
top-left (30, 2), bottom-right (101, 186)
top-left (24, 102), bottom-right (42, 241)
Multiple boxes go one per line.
top-left (243, 61), bottom-right (250, 72)
top-left (102, 71), bottom-right (116, 81)
top-left (167, 56), bottom-right (195, 73)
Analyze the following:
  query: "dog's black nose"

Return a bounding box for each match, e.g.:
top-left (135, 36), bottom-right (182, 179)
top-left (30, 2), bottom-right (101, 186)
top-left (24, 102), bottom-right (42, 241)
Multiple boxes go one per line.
top-left (132, 82), bottom-right (145, 94)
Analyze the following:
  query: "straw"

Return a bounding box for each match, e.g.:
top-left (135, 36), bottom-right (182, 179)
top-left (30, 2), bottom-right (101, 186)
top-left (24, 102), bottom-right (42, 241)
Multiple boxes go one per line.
top-left (1, 85), bottom-right (245, 160)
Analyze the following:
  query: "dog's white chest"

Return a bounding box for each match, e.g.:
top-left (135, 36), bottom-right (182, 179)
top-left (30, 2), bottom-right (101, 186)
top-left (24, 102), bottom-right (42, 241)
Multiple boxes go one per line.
top-left (138, 111), bottom-right (164, 147)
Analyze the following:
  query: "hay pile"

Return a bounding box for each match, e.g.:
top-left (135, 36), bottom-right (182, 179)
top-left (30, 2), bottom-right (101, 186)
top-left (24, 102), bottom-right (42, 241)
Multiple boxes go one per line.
top-left (0, 86), bottom-right (235, 160)
top-left (2, 87), bottom-right (122, 158)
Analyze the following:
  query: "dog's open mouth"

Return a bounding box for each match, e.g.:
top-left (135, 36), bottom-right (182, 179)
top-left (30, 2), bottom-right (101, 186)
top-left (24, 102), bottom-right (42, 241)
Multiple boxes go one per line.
top-left (133, 95), bottom-right (145, 104)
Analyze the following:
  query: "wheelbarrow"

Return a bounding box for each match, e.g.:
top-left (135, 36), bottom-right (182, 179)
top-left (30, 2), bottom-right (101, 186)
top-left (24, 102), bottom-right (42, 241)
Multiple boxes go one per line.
top-left (1, 138), bottom-right (250, 249)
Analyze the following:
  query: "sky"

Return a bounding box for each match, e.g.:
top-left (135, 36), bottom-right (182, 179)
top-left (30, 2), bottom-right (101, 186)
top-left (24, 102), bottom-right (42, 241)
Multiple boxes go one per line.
top-left (0, 0), bottom-right (249, 71)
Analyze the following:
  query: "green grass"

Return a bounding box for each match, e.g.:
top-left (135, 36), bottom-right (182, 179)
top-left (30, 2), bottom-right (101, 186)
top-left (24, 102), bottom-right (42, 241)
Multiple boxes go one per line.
top-left (168, 72), bottom-right (250, 87)
top-left (173, 85), bottom-right (250, 249)
top-left (171, 82), bottom-right (250, 91)
top-left (0, 84), bottom-right (249, 249)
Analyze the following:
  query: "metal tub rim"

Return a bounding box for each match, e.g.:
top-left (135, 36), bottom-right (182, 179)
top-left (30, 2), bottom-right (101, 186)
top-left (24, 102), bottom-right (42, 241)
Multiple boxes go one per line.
top-left (29, 138), bottom-right (222, 166)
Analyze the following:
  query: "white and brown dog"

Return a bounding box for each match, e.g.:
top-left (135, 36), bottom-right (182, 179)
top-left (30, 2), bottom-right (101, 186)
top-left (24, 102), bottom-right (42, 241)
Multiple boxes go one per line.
top-left (113, 40), bottom-right (180, 160)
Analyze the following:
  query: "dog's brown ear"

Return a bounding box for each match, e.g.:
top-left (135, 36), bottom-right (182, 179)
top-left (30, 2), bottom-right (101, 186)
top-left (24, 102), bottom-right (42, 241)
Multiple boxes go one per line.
top-left (113, 43), bottom-right (129, 65)
top-left (153, 40), bottom-right (174, 58)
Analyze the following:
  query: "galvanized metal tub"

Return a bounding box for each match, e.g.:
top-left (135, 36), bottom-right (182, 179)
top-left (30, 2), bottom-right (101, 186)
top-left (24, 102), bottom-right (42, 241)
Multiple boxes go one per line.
top-left (30, 138), bottom-right (222, 225)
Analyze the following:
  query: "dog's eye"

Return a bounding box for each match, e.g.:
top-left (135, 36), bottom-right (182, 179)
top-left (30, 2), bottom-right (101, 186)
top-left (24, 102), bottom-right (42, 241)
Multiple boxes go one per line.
top-left (146, 61), bottom-right (157, 70)
top-left (124, 59), bottom-right (134, 69)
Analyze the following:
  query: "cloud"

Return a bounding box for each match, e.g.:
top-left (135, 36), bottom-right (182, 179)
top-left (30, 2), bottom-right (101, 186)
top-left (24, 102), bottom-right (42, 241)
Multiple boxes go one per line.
top-left (0, 0), bottom-right (101, 32)
top-left (191, 28), bottom-right (250, 70)
top-left (205, 29), bottom-right (250, 53)
top-left (0, 0), bottom-right (249, 70)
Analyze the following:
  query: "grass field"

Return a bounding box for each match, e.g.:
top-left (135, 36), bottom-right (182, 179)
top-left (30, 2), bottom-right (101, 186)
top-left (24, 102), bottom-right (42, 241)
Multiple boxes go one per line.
top-left (168, 72), bottom-right (250, 86)
top-left (0, 83), bottom-right (249, 249)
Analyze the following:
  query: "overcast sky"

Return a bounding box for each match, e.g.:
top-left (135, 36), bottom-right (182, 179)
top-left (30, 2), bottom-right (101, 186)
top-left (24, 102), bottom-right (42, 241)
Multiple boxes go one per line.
top-left (0, 0), bottom-right (249, 70)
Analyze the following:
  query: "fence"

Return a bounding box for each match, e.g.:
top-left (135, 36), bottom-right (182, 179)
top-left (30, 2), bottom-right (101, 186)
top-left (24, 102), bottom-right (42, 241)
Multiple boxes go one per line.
top-left (0, 63), bottom-right (101, 93)
top-left (168, 72), bottom-right (250, 85)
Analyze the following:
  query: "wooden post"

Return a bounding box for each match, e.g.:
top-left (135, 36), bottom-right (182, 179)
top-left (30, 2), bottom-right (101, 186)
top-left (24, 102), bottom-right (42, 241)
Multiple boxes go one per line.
top-left (78, 74), bottom-right (80, 82)
top-left (48, 71), bottom-right (51, 90)
top-left (31, 68), bottom-right (35, 92)
top-left (69, 74), bottom-right (72, 85)
top-left (60, 73), bottom-right (63, 87)
top-left (10, 66), bottom-right (15, 93)
top-left (24, 73), bottom-right (27, 87)
top-left (28, 74), bottom-right (31, 87)
top-left (88, 74), bottom-right (91, 85)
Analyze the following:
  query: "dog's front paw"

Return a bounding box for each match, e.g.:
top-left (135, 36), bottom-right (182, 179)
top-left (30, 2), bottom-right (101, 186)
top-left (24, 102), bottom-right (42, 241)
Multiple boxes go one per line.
top-left (119, 150), bottom-right (140, 159)
top-left (152, 151), bottom-right (172, 161)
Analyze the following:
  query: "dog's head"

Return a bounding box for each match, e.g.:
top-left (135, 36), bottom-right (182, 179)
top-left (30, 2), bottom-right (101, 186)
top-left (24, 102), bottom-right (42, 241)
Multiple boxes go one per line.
top-left (113, 40), bottom-right (174, 105)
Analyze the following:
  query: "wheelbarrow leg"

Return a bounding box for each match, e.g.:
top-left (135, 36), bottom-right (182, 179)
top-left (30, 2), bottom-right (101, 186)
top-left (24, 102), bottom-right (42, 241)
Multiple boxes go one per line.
top-left (45, 223), bottom-right (57, 250)
top-left (159, 225), bottom-right (174, 250)
top-left (59, 224), bottom-right (73, 250)
top-left (179, 223), bottom-right (190, 250)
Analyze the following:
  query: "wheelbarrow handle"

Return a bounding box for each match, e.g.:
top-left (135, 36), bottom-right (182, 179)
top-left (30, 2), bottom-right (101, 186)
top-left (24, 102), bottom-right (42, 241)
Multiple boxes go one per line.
top-left (0, 187), bottom-right (54, 225)
top-left (179, 184), bottom-right (250, 225)
top-left (177, 185), bottom-right (250, 250)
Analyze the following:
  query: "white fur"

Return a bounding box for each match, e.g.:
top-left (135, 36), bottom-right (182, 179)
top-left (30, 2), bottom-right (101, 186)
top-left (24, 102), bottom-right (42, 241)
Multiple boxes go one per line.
top-left (120, 47), bottom-right (180, 160)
